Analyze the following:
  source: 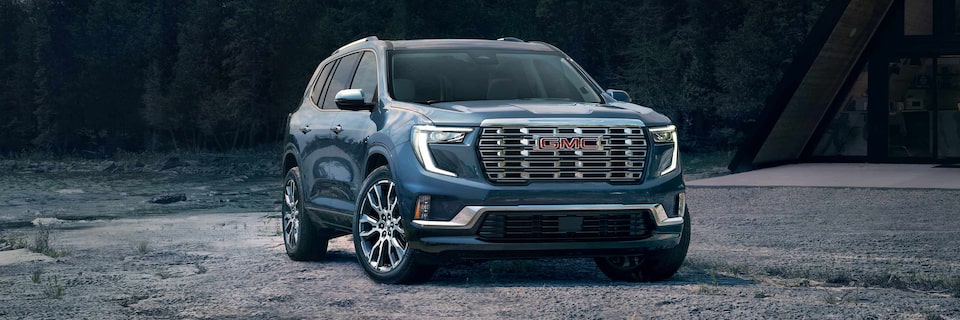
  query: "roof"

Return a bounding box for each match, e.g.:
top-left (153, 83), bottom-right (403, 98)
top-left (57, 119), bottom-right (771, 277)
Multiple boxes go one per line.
top-left (333, 36), bottom-right (557, 55)
top-left (388, 39), bottom-right (555, 52)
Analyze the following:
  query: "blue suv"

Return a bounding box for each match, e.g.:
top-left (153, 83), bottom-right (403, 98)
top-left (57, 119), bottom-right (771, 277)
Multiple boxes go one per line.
top-left (280, 37), bottom-right (689, 283)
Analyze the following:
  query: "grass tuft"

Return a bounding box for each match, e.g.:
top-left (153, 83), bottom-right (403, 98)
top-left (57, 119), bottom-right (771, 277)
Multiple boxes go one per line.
top-left (136, 241), bottom-right (150, 255)
top-left (926, 313), bottom-right (945, 320)
top-left (824, 294), bottom-right (838, 305)
top-left (29, 224), bottom-right (69, 258)
top-left (697, 284), bottom-right (724, 295)
top-left (43, 275), bottom-right (63, 299)
top-left (31, 224), bottom-right (51, 254)
top-left (30, 269), bottom-right (42, 284)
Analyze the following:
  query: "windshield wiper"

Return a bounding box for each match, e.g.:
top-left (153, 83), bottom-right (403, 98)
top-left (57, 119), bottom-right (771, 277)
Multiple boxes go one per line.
top-left (518, 97), bottom-right (573, 101)
top-left (416, 99), bottom-right (469, 105)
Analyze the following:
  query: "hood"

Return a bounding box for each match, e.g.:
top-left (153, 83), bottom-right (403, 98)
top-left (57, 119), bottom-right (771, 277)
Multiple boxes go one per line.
top-left (390, 100), bottom-right (673, 127)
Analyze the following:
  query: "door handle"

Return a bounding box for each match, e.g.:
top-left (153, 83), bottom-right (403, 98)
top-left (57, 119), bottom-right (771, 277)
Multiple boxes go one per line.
top-left (331, 124), bottom-right (343, 134)
top-left (299, 126), bottom-right (311, 134)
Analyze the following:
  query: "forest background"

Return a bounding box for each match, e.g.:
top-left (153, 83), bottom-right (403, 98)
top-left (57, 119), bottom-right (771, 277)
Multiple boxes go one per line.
top-left (0, 0), bottom-right (828, 155)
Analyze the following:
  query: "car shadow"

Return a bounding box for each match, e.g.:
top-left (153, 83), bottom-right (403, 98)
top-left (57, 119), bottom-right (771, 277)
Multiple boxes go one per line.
top-left (426, 258), bottom-right (756, 288)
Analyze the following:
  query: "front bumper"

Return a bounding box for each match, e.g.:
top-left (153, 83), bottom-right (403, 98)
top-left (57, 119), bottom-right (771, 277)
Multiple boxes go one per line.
top-left (391, 136), bottom-right (686, 259)
top-left (407, 203), bottom-right (686, 259)
top-left (413, 203), bottom-right (684, 229)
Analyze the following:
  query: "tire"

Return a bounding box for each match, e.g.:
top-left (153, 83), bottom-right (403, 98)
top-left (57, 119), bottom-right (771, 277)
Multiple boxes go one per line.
top-left (281, 167), bottom-right (328, 261)
top-left (595, 209), bottom-right (691, 282)
top-left (353, 165), bottom-right (437, 284)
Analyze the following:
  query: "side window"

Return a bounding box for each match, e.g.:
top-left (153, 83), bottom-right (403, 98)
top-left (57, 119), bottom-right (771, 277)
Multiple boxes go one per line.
top-left (310, 61), bottom-right (335, 106)
top-left (322, 52), bottom-right (362, 109)
top-left (351, 52), bottom-right (378, 104)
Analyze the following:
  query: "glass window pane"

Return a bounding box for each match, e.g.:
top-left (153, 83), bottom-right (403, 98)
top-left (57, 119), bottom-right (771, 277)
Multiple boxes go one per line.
top-left (350, 52), bottom-right (378, 104)
top-left (814, 64), bottom-right (868, 156)
top-left (956, 0), bottom-right (960, 34)
top-left (938, 56), bottom-right (960, 158)
top-left (888, 58), bottom-right (934, 157)
top-left (310, 62), bottom-right (335, 105)
top-left (322, 52), bottom-right (361, 109)
top-left (905, 0), bottom-right (933, 36)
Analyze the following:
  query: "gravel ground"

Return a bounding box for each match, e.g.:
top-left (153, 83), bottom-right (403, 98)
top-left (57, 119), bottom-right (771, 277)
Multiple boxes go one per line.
top-left (0, 174), bottom-right (958, 319)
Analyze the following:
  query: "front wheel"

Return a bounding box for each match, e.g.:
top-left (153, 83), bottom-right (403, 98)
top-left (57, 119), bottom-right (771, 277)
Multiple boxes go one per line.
top-left (353, 166), bottom-right (436, 284)
top-left (595, 210), bottom-right (691, 282)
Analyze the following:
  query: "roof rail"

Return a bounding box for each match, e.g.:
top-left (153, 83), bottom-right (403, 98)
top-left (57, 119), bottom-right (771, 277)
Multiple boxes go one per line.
top-left (333, 36), bottom-right (379, 55)
top-left (529, 41), bottom-right (562, 53)
top-left (496, 37), bottom-right (524, 42)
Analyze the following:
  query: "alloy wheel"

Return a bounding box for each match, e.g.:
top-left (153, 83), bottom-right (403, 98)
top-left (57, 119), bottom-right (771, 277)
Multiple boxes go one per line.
top-left (357, 179), bottom-right (407, 272)
top-left (282, 178), bottom-right (301, 248)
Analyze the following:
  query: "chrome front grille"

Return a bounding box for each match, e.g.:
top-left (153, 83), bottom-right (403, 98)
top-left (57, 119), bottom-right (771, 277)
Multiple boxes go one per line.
top-left (478, 125), bottom-right (648, 183)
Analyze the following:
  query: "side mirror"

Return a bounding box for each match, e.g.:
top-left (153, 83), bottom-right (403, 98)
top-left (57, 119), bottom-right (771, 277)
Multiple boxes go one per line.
top-left (606, 89), bottom-right (632, 103)
top-left (335, 89), bottom-right (373, 110)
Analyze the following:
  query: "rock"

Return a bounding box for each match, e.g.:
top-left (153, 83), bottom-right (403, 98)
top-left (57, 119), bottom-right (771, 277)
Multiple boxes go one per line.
top-left (159, 157), bottom-right (182, 170)
top-left (100, 161), bottom-right (118, 172)
top-left (28, 162), bottom-right (47, 173)
top-left (150, 193), bottom-right (186, 204)
top-left (32, 217), bottom-right (67, 226)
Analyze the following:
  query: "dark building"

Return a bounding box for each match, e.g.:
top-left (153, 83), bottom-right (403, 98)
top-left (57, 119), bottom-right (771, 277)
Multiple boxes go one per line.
top-left (731, 0), bottom-right (960, 172)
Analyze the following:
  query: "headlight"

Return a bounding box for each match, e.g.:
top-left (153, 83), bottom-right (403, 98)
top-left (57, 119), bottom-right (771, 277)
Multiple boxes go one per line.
top-left (412, 125), bottom-right (473, 177)
top-left (649, 125), bottom-right (678, 176)
top-left (651, 126), bottom-right (676, 143)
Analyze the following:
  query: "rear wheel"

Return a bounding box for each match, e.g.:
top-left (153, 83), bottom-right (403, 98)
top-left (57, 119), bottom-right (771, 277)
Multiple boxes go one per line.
top-left (353, 166), bottom-right (436, 284)
top-left (281, 167), bottom-right (328, 261)
top-left (595, 210), bottom-right (691, 282)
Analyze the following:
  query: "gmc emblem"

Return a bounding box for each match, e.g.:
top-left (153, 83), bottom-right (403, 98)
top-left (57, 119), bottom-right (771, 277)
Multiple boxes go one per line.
top-left (536, 136), bottom-right (603, 150)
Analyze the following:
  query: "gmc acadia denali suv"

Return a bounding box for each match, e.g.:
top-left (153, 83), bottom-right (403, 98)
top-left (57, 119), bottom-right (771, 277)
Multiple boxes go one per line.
top-left (280, 36), bottom-right (689, 284)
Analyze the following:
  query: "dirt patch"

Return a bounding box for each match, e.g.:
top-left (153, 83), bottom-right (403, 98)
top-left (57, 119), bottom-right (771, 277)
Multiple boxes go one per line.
top-left (0, 170), bottom-right (277, 229)
top-left (0, 249), bottom-right (54, 266)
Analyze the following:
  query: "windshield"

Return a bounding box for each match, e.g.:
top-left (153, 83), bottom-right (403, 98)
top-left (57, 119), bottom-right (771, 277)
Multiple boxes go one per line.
top-left (389, 50), bottom-right (603, 104)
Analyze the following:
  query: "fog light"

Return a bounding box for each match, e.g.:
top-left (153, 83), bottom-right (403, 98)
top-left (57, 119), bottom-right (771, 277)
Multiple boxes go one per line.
top-left (676, 192), bottom-right (686, 218)
top-left (415, 195), bottom-right (431, 220)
